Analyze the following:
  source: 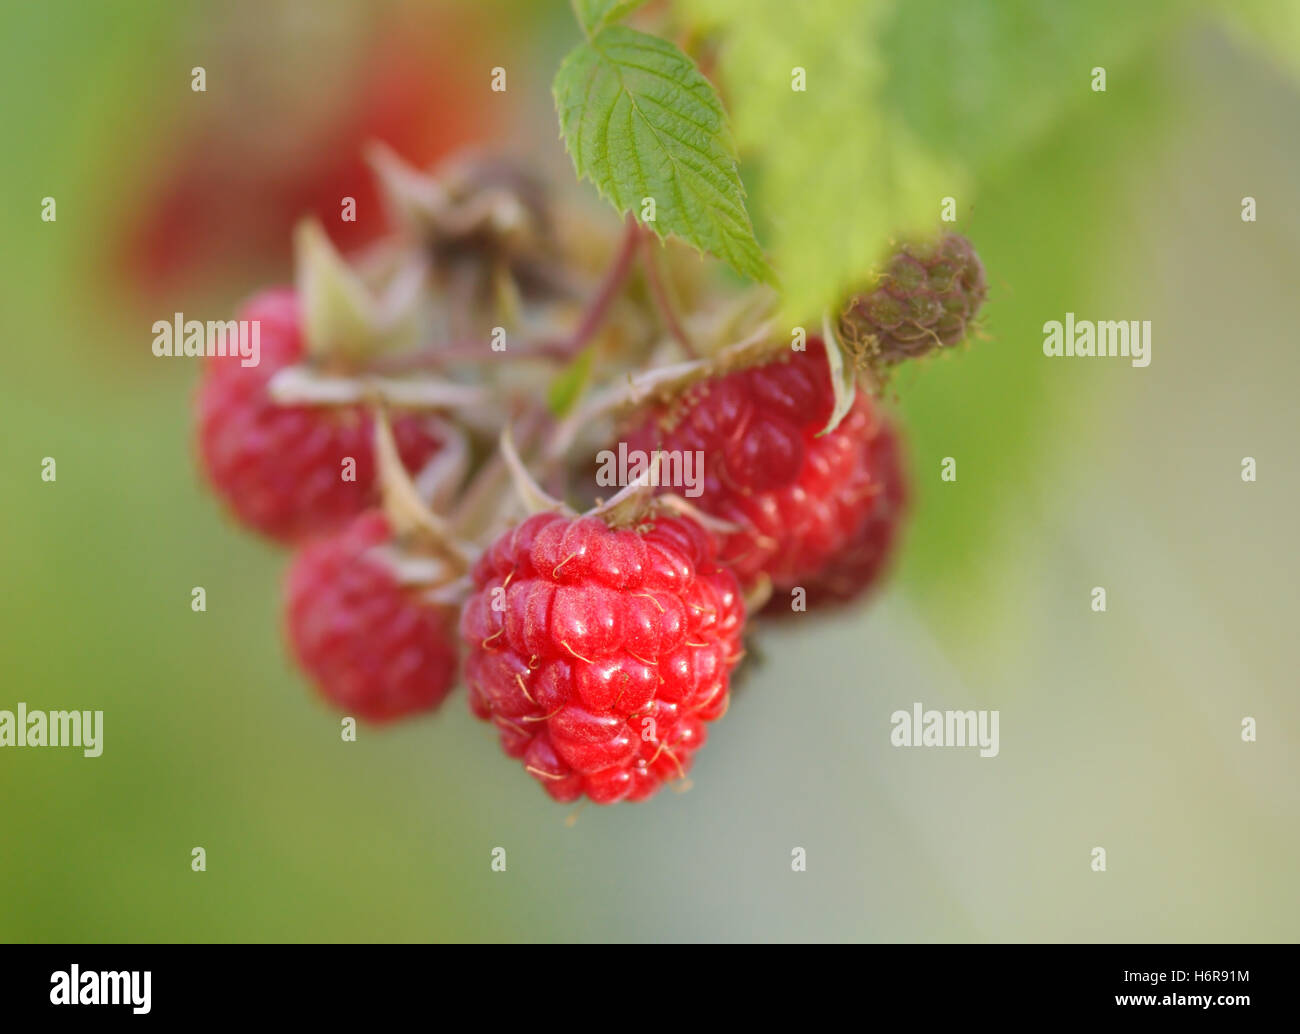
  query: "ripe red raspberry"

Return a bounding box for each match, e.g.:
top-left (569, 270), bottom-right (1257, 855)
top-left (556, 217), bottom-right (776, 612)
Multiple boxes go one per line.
top-left (839, 233), bottom-right (986, 362)
top-left (771, 417), bottom-right (906, 613)
top-left (460, 512), bottom-right (745, 804)
top-left (621, 339), bottom-right (900, 597)
top-left (284, 511), bottom-right (459, 722)
top-left (196, 288), bottom-right (443, 544)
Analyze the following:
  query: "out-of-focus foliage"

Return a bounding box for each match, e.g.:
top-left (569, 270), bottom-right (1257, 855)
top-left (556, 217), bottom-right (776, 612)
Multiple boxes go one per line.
top-left (680, 0), bottom-right (949, 326)
top-left (1220, 0), bottom-right (1300, 78)
top-left (676, 0), bottom-right (1284, 325)
top-left (876, 0), bottom-right (1188, 174)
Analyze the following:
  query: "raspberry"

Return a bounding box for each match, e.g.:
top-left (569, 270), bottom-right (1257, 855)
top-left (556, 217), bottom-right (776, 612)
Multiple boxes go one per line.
top-left (770, 418), bottom-right (906, 613)
top-left (839, 233), bottom-right (986, 363)
top-left (196, 288), bottom-right (443, 544)
top-left (621, 340), bottom-right (899, 596)
top-left (460, 511), bottom-right (745, 804)
top-left (284, 511), bottom-right (459, 722)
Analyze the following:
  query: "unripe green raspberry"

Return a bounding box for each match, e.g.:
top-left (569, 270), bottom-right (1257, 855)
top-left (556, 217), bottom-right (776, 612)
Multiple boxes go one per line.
top-left (839, 233), bottom-right (987, 363)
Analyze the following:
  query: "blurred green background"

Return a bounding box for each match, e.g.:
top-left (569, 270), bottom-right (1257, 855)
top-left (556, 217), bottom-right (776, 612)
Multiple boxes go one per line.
top-left (2, 0), bottom-right (1297, 942)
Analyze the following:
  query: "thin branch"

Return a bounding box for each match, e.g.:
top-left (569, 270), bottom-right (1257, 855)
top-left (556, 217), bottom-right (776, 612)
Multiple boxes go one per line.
top-left (367, 340), bottom-right (569, 374)
top-left (560, 214), bottom-right (642, 357)
top-left (641, 235), bottom-right (697, 357)
top-left (545, 317), bottom-right (780, 463)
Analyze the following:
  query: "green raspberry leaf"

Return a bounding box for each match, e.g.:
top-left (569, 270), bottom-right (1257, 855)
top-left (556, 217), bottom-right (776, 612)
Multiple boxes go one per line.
top-left (553, 25), bottom-right (773, 284)
top-left (571, 0), bottom-right (648, 36)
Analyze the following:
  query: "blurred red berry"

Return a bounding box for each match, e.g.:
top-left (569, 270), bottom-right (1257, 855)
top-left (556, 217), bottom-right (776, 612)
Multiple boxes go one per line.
top-left (622, 339), bottom-right (905, 602)
top-left (195, 288), bottom-right (443, 544)
top-left (769, 417), bottom-right (906, 613)
top-left (285, 512), bottom-right (460, 722)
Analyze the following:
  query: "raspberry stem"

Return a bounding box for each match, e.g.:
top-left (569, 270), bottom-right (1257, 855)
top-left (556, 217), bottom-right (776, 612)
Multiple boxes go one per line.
top-left (364, 338), bottom-right (574, 374)
top-left (554, 214), bottom-right (642, 358)
top-left (640, 234), bottom-right (697, 357)
top-left (546, 316), bottom-right (782, 461)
